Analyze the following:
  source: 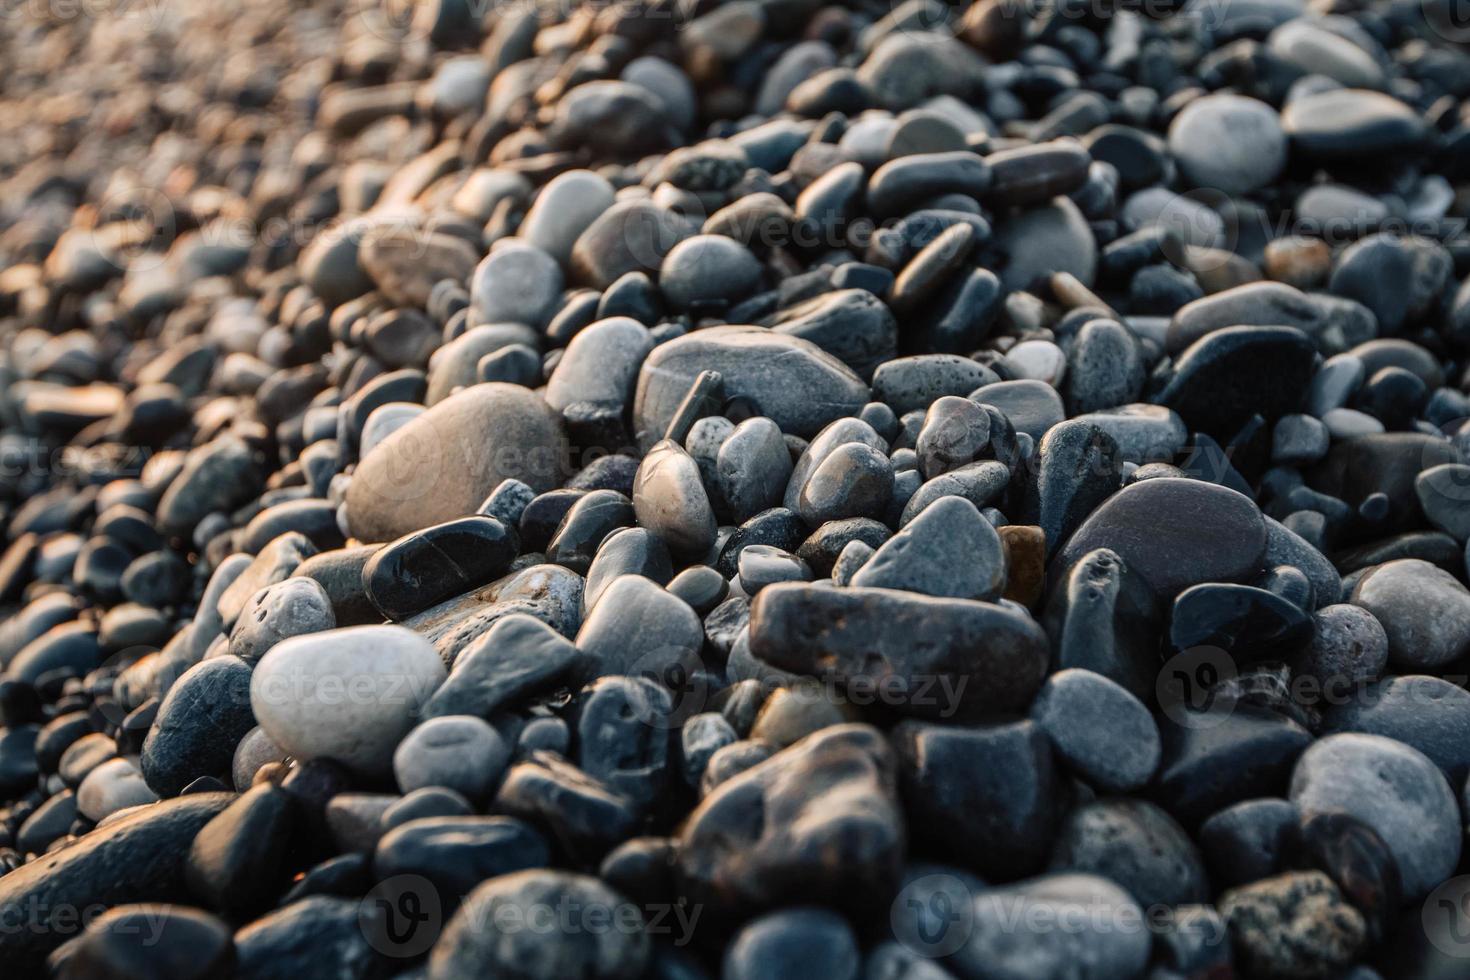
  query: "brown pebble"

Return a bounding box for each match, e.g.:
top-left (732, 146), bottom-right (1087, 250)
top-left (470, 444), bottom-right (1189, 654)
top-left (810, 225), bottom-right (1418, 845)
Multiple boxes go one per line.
top-left (1000, 524), bottom-right (1046, 607)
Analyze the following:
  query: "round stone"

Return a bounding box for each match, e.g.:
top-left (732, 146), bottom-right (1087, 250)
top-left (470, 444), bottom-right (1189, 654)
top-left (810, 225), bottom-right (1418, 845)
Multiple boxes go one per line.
top-left (1290, 733), bottom-right (1460, 900)
top-left (1168, 94), bottom-right (1286, 195)
top-left (393, 715), bottom-right (511, 803)
top-left (1350, 558), bottom-right (1470, 670)
top-left (250, 625), bottom-right (447, 777)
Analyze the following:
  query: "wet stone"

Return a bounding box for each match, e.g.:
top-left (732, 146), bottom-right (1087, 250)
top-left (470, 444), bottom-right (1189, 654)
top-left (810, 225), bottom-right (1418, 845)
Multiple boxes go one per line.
top-left (750, 583), bottom-right (1048, 720)
top-left (362, 516), bottom-right (517, 621)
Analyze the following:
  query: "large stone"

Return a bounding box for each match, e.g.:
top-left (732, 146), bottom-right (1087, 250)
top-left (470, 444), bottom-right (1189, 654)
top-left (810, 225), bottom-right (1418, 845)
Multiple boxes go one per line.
top-left (346, 383), bottom-right (569, 542)
top-left (1054, 478), bottom-right (1267, 599)
top-left (749, 584), bottom-right (1048, 720)
top-left (0, 794), bottom-right (235, 974)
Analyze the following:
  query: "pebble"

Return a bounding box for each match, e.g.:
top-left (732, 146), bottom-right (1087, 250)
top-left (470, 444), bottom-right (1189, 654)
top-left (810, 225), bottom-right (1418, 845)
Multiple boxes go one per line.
top-left (363, 516), bottom-right (517, 620)
top-left (48, 905), bottom-right (233, 980)
top-left (1168, 94), bottom-right (1287, 195)
top-left (659, 235), bottom-right (764, 313)
top-left (1350, 558), bottom-right (1470, 670)
top-left (1319, 675), bottom-right (1470, 783)
top-left (521, 170), bottom-right (617, 264)
top-left (346, 383), bottom-right (568, 543)
top-left (634, 327), bottom-right (868, 446)
top-left (873, 354), bottom-right (997, 416)
top-left (1029, 668), bottom-right (1159, 792)
top-left (544, 316), bottom-right (653, 416)
top-left (1056, 478), bottom-right (1267, 598)
top-left (186, 783), bottom-right (298, 919)
top-left (1201, 798), bottom-right (1301, 889)
top-left (575, 574), bottom-right (702, 680)
top-left (375, 815), bottom-right (549, 906)
top-left (1049, 797), bottom-right (1209, 907)
top-left (1220, 871), bottom-right (1367, 979)
top-left (393, 715), bottom-right (510, 802)
top-left (633, 440), bottom-right (718, 558)
top-left (249, 625), bottom-right (446, 777)
top-left (425, 608), bottom-right (579, 713)
top-left (751, 583), bottom-right (1047, 720)
top-left (1283, 89), bottom-right (1428, 158)
top-left (724, 907), bottom-right (860, 980)
top-left (678, 724), bottom-right (903, 919)
top-left (1290, 733), bottom-right (1460, 900)
top-left (140, 656), bottom-right (257, 797)
top-left (973, 379), bottom-right (1066, 440)
top-left (430, 871), bottom-right (648, 978)
top-left (852, 496), bottom-right (1005, 600)
top-left (951, 873), bottom-right (1151, 980)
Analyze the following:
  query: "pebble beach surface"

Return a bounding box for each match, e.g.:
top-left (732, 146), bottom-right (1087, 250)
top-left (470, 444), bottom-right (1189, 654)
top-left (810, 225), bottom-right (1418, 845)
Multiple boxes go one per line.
top-left (2, 0), bottom-right (1470, 976)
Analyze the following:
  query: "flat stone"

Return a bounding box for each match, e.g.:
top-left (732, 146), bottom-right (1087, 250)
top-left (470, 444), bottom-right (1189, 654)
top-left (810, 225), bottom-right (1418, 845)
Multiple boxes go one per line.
top-left (750, 583), bottom-right (1048, 720)
top-left (1055, 478), bottom-right (1267, 599)
top-left (1030, 668), bottom-right (1160, 792)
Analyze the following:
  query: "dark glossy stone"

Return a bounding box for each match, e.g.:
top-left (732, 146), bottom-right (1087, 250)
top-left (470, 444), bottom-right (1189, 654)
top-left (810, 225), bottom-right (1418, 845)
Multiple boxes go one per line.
top-left (374, 815), bottom-right (549, 905)
top-left (1154, 705), bottom-right (1314, 826)
top-left (894, 718), bottom-right (1058, 881)
top-left (494, 751), bottom-right (638, 865)
top-left (233, 896), bottom-right (388, 980)
top-left (362, 516), bottom-right (516, 621)
top-left (140, 657), bottom-right (257, 798)
top-left (574, 676), bottom-right (674, 814)
top-left (48, 904), bottom-right (233, 980)
top-left (1287, 811), bottom-right (1402, 945)
top-left (750, 584), bottom-right (1048, 721)
top-left (0, 793), bottom-right (234, 974)
top-left (423, 614), bottom-right (581, 720)
top-left (1169, 582), bottom-right (1313, 662)
top-left (677, 724), bottom-right (903, 922)
top-left (1159, 326), bottom-right (1316, 440)
top-left (186, 783), bottom-right (299, 920)
top-left (546, 489), bottom-right (635, 574)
